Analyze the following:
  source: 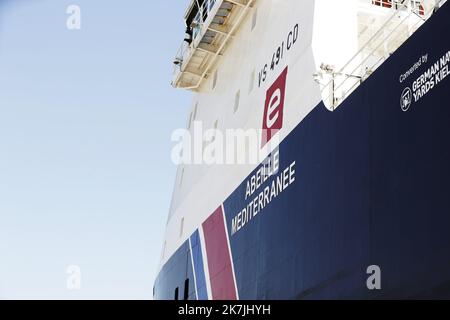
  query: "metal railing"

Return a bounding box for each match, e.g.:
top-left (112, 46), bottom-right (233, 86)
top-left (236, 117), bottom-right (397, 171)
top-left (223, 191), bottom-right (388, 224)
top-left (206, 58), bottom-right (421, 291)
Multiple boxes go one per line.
top-left (192, 0), bottom-right (217, 39)
top-left (172, 0), bottom-right (255, 90)
top-left (173, 0), bottom-right (219, 75)
top-left (320, 0), bottom-right (434, 110)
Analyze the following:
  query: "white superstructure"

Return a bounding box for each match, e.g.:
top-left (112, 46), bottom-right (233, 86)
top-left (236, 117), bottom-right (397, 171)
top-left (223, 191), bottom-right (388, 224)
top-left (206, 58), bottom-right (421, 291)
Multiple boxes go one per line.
top-left (160, 0), bottom-right (444, 270)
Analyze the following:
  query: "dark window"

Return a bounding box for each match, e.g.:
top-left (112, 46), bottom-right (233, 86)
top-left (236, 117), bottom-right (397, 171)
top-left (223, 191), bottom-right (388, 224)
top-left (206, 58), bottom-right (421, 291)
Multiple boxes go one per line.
top-left (184, 279), bottom-right (190, 300)
top-left (174, 287), bottom-right (179, 300)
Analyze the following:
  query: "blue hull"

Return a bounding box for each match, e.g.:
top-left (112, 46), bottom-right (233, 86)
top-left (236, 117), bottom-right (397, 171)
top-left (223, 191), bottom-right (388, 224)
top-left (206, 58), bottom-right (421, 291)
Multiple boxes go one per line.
top-left (155, 3), bottom-right (450, 300)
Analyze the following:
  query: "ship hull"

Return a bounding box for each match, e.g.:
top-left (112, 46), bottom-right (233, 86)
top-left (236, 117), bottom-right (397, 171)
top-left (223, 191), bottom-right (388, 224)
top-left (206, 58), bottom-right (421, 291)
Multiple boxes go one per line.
top-left (155, 3), bottom-right (450, 300)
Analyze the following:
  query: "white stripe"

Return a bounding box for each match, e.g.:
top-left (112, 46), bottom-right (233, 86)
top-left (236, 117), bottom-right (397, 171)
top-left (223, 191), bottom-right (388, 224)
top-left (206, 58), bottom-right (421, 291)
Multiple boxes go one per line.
top-left (198, 226), bottom-right (213, 300)
top-left (221, 204), bottom-right (240, 300)
top-left (188, 237), bottom-right (199, 300)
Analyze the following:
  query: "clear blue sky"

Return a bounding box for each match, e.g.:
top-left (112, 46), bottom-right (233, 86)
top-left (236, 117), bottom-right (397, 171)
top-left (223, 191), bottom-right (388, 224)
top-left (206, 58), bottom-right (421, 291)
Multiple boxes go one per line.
top-left (0, 0), bottom-right (191, 299)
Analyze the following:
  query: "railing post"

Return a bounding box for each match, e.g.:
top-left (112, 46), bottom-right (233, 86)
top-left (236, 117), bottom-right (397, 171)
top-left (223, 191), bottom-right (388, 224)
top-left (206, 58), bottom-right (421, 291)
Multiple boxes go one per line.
top-left (331, 74), bottom-right (336, 111)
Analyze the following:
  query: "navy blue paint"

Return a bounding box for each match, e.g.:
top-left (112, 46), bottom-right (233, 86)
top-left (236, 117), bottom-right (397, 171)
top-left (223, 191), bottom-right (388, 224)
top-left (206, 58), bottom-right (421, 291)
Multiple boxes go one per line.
top-left (154, 3), bottom-right (450, 300)
top-left (153, 241), bottom-right (196, 300)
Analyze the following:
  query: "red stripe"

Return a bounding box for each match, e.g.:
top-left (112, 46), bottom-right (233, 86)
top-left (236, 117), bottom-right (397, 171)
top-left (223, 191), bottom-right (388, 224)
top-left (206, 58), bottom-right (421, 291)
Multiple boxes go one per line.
top-left (202, 206), bottom-right (237, 300)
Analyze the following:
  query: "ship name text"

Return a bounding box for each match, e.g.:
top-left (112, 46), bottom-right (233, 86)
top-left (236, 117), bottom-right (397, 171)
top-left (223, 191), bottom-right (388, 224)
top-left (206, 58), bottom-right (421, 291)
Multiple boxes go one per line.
top-left (230, 150), bottom-right (296, 236)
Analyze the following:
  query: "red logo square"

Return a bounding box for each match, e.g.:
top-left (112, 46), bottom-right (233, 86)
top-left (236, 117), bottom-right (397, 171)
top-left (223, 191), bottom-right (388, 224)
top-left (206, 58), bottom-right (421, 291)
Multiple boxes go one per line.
top-left (261, 67), bottom-right (288, 147)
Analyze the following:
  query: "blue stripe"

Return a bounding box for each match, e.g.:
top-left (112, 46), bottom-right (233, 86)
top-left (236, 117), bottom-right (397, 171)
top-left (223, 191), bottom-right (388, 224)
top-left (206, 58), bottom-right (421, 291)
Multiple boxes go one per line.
top-left (190, 230), bottom-right (208, 300)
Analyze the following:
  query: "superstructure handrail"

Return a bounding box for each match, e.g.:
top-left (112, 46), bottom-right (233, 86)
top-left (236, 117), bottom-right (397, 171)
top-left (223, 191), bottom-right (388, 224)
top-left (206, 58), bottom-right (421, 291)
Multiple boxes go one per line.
top-left (173, 0), bottom-right (218, 71)
top-left (172, 0), bottom-right (255, 90)
top-left (181, 0), bottom-right (254, 90)
top-left (320, 0), bottom-right (436, 110)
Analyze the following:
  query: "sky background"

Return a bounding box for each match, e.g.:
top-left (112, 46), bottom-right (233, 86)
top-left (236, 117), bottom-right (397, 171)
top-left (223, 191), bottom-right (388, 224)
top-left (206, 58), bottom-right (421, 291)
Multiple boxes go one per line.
top-left (0, 0), bottom-right (191, 299)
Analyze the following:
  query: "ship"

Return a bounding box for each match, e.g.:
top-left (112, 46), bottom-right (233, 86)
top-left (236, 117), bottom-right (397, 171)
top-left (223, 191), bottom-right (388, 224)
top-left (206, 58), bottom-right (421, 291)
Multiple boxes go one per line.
top-left (154, 0), bottom-right (450, 299)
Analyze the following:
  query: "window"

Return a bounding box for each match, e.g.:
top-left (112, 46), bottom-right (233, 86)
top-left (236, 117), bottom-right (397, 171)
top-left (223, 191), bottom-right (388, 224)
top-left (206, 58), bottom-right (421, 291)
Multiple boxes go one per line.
top-left (174, 287), bottom-right (179, 300)
top-left (187, 112), bottom-right (193, 130)
top-left (212, 69), bottom-right (218, 90)
top-left (180, 217), bottom-right (184, 238)
top-left (234, 90), bottom-right (240, 113)
top-left (193, 102), bottom-right (198, 120)
top-left (212, 120), bottom-right (219, 144)
top-left (251, 8), bottom-right (258, 31)
top-left (179, 167), bottom-right (185, 187)
top-left (184, 279), bottom-right (190, 300)
top-left (207, 120), bottom-right (219, 157)
top-left (188, 103), bottom-right (199, 129)
top-left (249, 69), bottom-right (255, 93)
